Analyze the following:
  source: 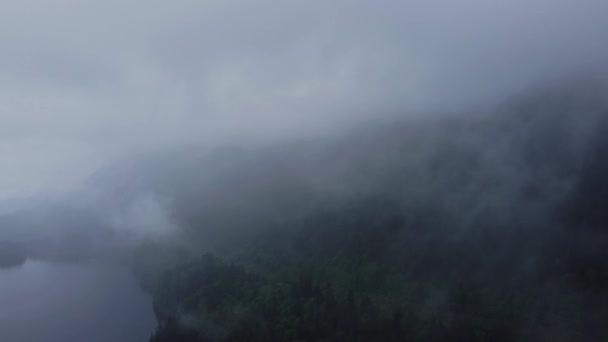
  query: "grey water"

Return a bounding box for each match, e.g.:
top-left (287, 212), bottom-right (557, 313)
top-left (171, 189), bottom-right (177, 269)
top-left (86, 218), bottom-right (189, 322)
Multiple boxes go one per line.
top-left (0, 260), bottom-right (156, 342)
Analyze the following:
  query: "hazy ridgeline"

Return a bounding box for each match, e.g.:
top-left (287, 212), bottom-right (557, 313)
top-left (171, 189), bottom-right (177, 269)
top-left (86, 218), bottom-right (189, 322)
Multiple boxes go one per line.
top-left (132, 80), bottom-right (608, 341)
top-left (1, 78), bottom-right (607, 341)
top-left (3, 1), bottom-right (608, 341)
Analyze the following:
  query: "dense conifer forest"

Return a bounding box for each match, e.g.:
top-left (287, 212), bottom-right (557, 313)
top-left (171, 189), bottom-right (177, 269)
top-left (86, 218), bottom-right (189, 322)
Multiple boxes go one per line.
top-left (129, 84), bottom-right (608, 341)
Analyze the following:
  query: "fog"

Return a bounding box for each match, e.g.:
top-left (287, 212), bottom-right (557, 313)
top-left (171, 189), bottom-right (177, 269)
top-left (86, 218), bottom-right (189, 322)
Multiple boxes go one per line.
top-left (1, 0), bottom-right (608, 201)
top-left (2, 0), bottom-right (608, 341)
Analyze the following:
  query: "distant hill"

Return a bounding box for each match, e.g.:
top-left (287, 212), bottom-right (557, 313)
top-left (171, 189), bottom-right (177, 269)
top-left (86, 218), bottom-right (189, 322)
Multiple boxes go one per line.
top-left (126, 80), bottom-right (608, 341)
top-left (1, 78), bottom-right (607, 340)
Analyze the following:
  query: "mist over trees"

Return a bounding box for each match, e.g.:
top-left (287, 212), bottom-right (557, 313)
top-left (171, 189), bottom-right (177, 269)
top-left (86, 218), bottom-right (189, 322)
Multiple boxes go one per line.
top-left (3, 0), bottom-right (608, 341)
top-left (112, 80), bottom-right (608, 341)
top-left (0, 77), bottom-right (606, 341)
top-left (0, 75), bottom-right (606, 341)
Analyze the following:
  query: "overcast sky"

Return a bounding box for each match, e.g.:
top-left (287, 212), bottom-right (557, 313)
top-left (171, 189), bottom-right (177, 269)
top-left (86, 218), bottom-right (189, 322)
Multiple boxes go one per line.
top-left (1, 0), bottom-right (607, 200)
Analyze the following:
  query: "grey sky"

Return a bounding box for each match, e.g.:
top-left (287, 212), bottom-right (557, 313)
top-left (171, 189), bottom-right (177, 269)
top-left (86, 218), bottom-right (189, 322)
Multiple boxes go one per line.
top-left (1, 0), bottom-right (607, 200)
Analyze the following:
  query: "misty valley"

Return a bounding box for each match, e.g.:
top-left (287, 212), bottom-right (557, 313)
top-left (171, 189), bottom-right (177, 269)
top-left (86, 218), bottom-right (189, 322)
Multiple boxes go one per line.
top-left (2, 81), bottom-right (608, 341)
top-left (3, 1), bottom-right (608, 340)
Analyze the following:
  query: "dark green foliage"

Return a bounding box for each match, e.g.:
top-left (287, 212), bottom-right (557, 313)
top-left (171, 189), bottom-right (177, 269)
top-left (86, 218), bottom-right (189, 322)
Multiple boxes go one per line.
top-left (150, 317), bottom-right (203, 342)
top-left (141, 185), bottom-right (608, 341)
top-left (148, 255), bottom-right (411, 341)
top-left (563, 118), bottom-right (608, 231)
top-left (140, 186), bottom-right (608, 341)
top-left (134, 90), bottom-right (608, 341)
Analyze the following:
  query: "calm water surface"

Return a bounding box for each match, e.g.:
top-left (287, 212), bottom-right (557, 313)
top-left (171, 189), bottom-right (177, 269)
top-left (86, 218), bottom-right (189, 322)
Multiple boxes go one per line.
top-left (0, 260), bottom-right (156, 342)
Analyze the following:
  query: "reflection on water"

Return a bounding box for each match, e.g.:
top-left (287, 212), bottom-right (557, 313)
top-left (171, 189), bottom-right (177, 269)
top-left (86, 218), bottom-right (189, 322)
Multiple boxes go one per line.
top-left (0, 260), bottom-right (156, 342)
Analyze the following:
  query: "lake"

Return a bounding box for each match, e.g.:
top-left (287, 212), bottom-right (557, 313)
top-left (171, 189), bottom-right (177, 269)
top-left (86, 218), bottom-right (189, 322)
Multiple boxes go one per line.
top-left (0, 260), bottom-right (156, 342)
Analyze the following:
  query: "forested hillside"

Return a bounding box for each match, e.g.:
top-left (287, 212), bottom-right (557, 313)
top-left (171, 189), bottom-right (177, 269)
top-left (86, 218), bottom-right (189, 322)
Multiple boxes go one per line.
top-left (130, 82), bottom-right (608, 341)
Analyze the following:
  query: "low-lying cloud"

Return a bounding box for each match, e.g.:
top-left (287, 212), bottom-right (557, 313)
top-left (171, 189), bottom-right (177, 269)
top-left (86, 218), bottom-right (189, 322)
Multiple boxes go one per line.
top-left (1, 0), bottom-right (608, 200)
